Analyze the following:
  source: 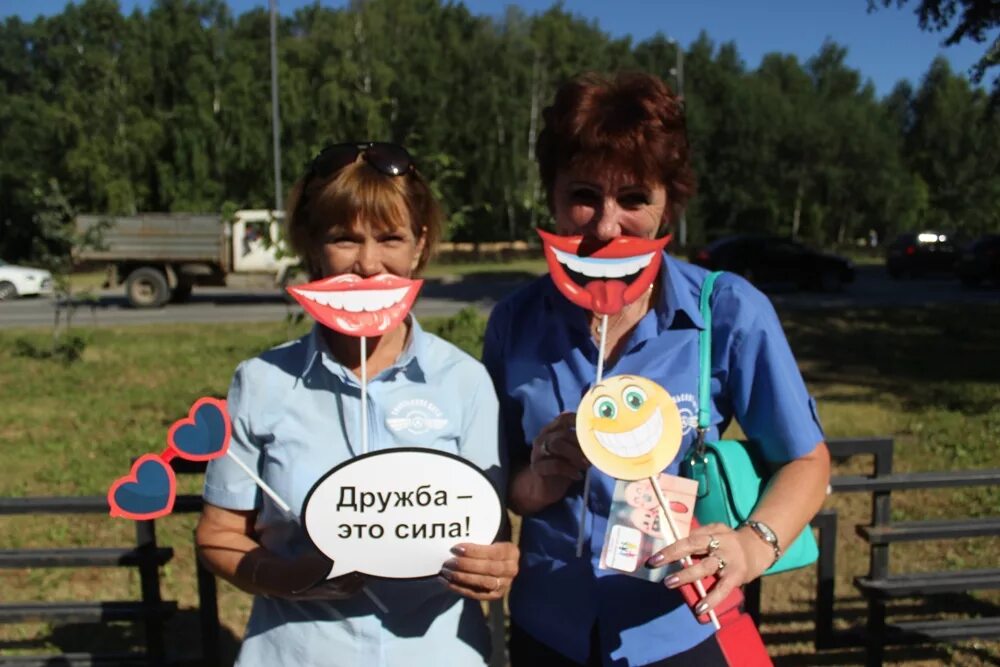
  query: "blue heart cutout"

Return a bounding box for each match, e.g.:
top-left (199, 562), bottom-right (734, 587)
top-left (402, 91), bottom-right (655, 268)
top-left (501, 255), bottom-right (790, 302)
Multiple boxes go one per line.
top-left (172, 402), bottom-right (228, 457)
top-left (112, 458), bottom-right (173, 517)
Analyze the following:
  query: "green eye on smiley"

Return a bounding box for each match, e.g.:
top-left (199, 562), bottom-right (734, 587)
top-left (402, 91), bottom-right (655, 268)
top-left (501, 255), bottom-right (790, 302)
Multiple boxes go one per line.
top-left (593, 396), bottom-right (618, 420)
top-left (622, 385), bottom-right (647, 411)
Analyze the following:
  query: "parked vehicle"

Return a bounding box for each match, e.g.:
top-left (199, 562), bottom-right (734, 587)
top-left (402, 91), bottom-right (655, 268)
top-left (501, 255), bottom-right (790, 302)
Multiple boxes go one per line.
top-left (75, 210), bottom-right (299, 308)
top-left (0, 260), bottom-right (54, 301)
top-left (690, 235), bottom-right (855, 292)
top-left (885, 230), bottom-right (960, 278)
top-left (955, 234), bottom-right (1000, 287)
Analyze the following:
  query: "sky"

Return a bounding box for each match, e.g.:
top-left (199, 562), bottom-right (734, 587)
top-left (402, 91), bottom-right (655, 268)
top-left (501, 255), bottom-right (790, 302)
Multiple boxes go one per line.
top-left (2, 0), bottom-right (993, 98)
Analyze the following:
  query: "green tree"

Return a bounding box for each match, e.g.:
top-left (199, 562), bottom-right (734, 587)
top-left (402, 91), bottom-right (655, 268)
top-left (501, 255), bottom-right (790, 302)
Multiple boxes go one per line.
top-left (901, 57), bottom-right (1000, 235)
top-left (871, 0), bottom-right (1000, 103)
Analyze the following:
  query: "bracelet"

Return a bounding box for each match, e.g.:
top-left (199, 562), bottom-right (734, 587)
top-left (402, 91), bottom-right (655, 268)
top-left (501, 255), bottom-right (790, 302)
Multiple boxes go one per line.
top-left (741, 519), bottom-right (782, 567)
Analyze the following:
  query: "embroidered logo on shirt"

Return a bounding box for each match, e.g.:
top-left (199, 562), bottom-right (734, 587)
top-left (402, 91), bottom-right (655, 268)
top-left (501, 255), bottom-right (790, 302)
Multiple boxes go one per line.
top-left (670, 393), bottom-right (699, 436)
top-left (386, 399), bottom-right (448, 435)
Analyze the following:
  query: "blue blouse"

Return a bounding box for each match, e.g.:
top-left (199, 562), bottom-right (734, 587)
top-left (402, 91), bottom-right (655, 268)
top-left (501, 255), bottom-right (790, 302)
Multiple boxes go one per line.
top-left (204, 320), bottom-right (503, 667)
top-left (483, 255), bottom-right (824, 665)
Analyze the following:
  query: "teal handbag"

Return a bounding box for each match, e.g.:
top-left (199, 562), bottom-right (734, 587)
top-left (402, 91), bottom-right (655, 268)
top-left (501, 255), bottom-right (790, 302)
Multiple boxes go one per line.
top-left (680, 271), bottom-right (819, 575)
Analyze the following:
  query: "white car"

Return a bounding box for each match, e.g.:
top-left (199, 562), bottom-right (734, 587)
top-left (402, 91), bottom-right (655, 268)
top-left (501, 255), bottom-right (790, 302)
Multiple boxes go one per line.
top-left (0, 259), bottom-right (54, 300)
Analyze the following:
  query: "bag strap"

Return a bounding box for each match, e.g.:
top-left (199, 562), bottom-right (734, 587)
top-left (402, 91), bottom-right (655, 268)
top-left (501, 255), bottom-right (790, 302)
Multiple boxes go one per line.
top-left (695, 271), bottom-right (723, 455)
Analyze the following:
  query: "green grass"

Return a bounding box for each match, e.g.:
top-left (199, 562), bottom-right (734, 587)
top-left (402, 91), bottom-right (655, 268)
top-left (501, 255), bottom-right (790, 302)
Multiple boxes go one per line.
top-left (1, 305), bottom-right (998, 663)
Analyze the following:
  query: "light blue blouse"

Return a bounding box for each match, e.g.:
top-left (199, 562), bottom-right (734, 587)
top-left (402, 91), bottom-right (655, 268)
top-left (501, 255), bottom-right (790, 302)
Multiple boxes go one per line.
top-left (204, 320), bottom-right (503, 667)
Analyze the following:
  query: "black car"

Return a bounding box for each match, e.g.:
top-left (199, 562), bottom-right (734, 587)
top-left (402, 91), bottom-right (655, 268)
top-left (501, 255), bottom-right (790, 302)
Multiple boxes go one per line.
top-left (885, 230), bottom-right (960, 278)
top-left (955, 234), bottom-right (1000, 287)
top-left (690, 235), bottom-right (855, 292)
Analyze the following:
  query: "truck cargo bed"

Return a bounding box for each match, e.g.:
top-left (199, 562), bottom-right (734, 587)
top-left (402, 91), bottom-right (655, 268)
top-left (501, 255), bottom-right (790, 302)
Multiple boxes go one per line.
top-left (76, 214), bottom-right (224, 263)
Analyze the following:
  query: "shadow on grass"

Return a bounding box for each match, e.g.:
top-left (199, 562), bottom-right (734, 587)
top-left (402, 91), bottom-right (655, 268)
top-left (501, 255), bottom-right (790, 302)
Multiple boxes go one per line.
top-left (772, 646), bottom-right (955, 666)
top-left (762, 592), bottom-right (1000, 665)
top-left (783, 305), bottom-right (1000, 416)
top-left (0, 610), bottom-right (242, 666)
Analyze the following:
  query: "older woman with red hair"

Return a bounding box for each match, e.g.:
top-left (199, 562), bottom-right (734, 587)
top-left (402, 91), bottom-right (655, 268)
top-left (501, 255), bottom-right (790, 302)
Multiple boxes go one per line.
top-left (483, 72), bottom-right (830, 665)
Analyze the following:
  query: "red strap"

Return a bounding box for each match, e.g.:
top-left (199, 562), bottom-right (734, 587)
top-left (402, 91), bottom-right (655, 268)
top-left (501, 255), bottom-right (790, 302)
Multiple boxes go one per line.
top-left (716, 612), bottom-right (773, 666)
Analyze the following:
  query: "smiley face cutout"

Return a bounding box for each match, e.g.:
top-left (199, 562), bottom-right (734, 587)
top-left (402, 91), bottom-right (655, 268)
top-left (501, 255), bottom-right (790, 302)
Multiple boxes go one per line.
top-left (576, 376), bottom-right (683, 481)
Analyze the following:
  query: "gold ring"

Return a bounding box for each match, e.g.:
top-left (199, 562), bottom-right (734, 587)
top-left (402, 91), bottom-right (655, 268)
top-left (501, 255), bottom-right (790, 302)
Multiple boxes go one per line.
top-left (707, 536), bottom-right (721, 555)
top-left (715, 556), bottom-right (727, 574)
top-left (491, 577), bottom-right (502, 593)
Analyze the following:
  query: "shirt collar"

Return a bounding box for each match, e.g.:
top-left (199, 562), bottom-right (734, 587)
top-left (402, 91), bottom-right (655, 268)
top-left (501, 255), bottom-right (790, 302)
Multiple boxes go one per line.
top-left (657, 253), bottom-right (705, 331)
top-left (300, 317), bottom-right (427, 383)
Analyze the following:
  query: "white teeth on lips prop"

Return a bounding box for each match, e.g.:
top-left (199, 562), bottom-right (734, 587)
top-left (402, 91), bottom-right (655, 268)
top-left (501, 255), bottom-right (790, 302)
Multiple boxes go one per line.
top-left (593, 410), bottom-right (664, 459)
top-left (537, 230), bottom-right (671, 315)
top-left (294, 286), bottom-right (410, 312)
top-left (287, 273), bottom-right (423, 337)
top-left (552, 247), bottom-right (655, 280)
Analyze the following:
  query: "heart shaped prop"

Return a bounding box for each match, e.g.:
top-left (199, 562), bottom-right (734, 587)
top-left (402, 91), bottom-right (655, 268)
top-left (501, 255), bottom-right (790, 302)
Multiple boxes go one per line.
top-left (109, 397), bottom-right (231, 521)
top-left (167, 397), bottom-right (231, 460)
top-left (107, 454), bottom-right (177, 520)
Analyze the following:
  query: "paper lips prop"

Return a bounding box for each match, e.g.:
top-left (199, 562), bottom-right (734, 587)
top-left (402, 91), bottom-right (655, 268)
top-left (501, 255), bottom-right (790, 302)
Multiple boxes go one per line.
top-left (287, 273), bottom-right (423, 337)
top-left (538, 230), bottom-right (670, 315)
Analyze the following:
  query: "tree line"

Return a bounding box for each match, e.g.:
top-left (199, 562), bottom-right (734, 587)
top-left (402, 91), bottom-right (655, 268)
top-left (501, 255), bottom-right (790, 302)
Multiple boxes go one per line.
top-left (1, 0), bottom-right (998, 264)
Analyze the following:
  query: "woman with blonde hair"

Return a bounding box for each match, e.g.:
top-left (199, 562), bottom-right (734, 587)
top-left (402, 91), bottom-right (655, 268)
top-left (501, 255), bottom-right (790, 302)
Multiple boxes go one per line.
top-left (197, 142), bottom-right (518, 666)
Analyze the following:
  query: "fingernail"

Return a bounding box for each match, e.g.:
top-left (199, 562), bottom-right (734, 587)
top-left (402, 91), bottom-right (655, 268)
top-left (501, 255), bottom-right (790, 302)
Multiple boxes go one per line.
top-left (442, 558), bottom-right (458, 569)
top-left (646, 554), bottom-right (665, 567)
top-left (450, 545), bottom-right (466, 556)
top-left (438, 568), bottom-right (453, 581)
top-left (437, 575), bottom-right (450, 586)
top-left (694, 602), bottom-right (708, 615)
top-left (664, 575), bottom-right (680, 587)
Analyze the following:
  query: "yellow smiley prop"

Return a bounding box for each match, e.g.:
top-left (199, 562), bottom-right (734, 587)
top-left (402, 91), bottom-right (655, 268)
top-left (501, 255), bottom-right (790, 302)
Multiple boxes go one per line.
top-left (576, 375), bottom-right (683, 481)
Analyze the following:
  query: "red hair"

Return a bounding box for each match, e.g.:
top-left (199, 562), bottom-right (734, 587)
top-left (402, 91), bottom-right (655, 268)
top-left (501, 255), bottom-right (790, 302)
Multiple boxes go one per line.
top-left (536, 71), bottom-right (695, 223)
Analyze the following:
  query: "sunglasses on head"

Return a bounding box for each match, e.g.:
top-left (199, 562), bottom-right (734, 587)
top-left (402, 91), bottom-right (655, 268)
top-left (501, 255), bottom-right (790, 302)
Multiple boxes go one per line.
top-left (296, 142), bottom-right (415, 219)
top-left (309, 141), bottom-right (414, 180)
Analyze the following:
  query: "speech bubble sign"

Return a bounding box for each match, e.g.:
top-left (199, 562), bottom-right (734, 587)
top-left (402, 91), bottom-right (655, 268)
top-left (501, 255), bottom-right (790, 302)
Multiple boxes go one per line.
top-left (302, 448), bottom-right (503, 580)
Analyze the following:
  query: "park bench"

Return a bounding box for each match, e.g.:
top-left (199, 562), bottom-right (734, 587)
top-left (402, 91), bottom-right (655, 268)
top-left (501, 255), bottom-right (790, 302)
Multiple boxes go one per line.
top-left (802, 437), bottom-right (1000, 665)
top-left (0, 460), bottom-right (220, 666)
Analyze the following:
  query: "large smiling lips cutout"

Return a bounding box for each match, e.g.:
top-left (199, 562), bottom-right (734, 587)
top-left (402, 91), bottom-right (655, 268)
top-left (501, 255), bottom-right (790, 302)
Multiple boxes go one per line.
top-left (538, 229), bottom-right (671, 315)
top-left (594, 409), bottom-right (664, 459)
top-left (288, 274), bottom-right (423, 337)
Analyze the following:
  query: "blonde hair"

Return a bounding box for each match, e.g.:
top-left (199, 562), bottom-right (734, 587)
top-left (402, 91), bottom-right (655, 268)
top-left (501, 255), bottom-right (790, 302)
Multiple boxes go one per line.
top-left (286, 159), bottom-right (442, 279)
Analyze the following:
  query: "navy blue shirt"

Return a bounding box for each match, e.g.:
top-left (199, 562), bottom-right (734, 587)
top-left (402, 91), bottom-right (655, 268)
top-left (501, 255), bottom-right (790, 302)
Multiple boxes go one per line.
top-left (483, 254), bottom-right (824, 665)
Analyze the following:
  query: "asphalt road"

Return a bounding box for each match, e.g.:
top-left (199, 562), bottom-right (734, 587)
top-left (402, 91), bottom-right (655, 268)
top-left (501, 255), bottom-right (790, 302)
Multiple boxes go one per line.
top-left (0, 266), bottom-right (996, 330)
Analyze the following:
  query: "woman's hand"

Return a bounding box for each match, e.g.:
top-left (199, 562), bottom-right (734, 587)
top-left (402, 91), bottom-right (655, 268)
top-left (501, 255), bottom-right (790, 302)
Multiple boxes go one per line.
top-left (237, 547), bottom-right (367, 601)
top-left (645, 522), bottom-right (773, 616)
top-left (509, 412), bottom-right (591, 514)
top-left (196, 504), bottom-right (366, 600)
top-left (285, 569), bottom-right (368, 602)
top-left (531, 412), bottom-right (589, 479)
top-left (279, 551), bottom-right (368, 601)
top-left (438, 541), bottom-right (519, 601)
